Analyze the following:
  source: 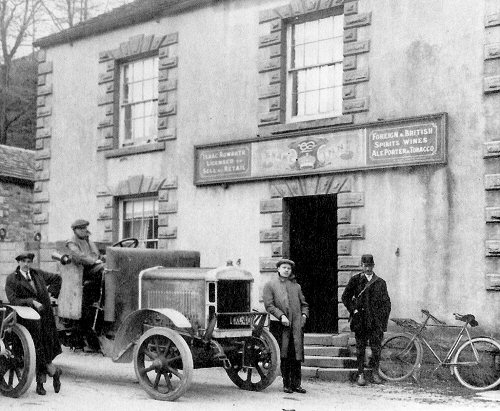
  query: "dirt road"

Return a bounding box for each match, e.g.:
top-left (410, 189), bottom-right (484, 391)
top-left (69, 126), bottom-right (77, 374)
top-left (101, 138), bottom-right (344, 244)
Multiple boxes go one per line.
top-left (2, 348), bottom-right (498, 411)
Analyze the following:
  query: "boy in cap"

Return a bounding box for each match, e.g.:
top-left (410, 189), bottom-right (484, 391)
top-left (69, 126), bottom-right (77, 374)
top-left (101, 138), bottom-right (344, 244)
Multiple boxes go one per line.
top-left (263, 259), bottom-right (309, 394)
top-left (342, 254), bottom-right (391, 386)
top-left (5, 252), bottom-right (62, 395)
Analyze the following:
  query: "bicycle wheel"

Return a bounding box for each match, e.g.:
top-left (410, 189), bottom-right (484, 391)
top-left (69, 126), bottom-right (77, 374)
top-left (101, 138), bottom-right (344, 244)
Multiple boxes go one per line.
top-left (453, 337), bottom-right (500, 391)
top-left (379, 333), bottom-right (422, 381)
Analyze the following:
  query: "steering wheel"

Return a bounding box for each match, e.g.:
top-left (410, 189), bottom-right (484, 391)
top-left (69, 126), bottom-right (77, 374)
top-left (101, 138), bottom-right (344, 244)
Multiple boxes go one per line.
top-left (112, 238), bottom-right (139, 248)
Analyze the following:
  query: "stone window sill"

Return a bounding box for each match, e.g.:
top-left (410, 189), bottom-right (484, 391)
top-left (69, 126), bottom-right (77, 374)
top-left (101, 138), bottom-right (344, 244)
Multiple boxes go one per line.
top-left (258, 115), bottom-right (354, 137)
top-left (104, 142), bottom-right (165, 158)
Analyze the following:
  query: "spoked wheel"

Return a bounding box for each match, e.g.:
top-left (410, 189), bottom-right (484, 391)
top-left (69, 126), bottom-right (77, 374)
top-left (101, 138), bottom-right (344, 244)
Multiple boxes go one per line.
top-left (133, 328), bottom-right (193, 401)
top-left (453, 337), bottom-right (500, 391)
top-left (225, 328), bottom-right (280, 391)
top-left (379, 333), bottom-right (422, 381)
top-left (0, 324), bottom-right (36, 398)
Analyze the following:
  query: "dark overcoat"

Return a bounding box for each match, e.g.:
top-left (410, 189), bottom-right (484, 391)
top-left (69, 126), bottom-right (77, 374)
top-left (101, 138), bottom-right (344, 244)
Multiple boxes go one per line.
top-left (263, 276), bottom-right (309, 361)
top-left (5, 267), bottom-right (62, 368)
top-left (341, 272), bottom-right (391, 333)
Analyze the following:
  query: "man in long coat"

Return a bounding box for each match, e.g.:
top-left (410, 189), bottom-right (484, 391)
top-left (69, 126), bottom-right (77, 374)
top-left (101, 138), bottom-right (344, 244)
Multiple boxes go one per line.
top-left (263, 259), bottom-right (309, 394)
top-left (342, 254), bottom-right (391, 386)
top-left (5, 252), bottom-right (63, 395)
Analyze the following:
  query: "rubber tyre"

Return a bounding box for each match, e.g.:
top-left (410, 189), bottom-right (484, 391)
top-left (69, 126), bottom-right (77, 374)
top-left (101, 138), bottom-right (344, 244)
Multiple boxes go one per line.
top-left (453, 337), bottom-right (500, 391)
top-left (0, 323), bottom-right (36, 398)
top-left (133, 327), bottom-right (193, 401)
top-left (379, 333), bottom-right (422, 381)
top-left (225, 328), bottom-right (280, 391)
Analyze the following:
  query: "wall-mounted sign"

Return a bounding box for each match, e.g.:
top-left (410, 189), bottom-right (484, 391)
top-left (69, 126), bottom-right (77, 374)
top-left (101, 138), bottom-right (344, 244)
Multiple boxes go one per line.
top-left (194, 113), bottom-right (447, 185)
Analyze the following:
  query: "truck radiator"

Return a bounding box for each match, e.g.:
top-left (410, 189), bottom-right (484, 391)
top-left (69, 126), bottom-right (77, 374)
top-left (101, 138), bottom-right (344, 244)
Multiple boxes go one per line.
top-left (146, 289), bottom-right (203, 327)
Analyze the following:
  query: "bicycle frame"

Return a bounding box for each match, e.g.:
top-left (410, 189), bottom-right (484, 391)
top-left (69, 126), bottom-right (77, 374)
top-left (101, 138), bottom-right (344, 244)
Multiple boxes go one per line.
top-left (408, 313), bottom-right (481, 368)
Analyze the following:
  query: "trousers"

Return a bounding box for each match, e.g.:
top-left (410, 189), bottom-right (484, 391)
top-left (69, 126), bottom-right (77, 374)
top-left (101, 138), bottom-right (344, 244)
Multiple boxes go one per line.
top-left (354, 329), bottom-right (384, 374)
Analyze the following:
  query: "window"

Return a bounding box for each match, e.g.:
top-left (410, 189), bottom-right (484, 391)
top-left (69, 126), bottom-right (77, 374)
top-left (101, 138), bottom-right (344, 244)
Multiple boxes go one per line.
top-left (120, 197), bottom-right (158, 248)
top-left (287, 13), bottom-right (344, 122)
top-left (119, 56), bottom-right (159, 147)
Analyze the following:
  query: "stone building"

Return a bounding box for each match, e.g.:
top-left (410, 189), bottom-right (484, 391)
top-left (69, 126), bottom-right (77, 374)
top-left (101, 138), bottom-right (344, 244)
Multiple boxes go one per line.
top-left (0, 145), bottom-right (34, 242)
top-left (32, 0), bottom-right (500, 334)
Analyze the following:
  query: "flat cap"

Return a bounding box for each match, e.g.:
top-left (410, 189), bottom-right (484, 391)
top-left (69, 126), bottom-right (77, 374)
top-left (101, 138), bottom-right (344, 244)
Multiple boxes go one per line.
top-left (361, 254), bottom-right (375, 265)
top-left (71, 219), bottom-right (90, 229)
top-left (15, 252), bottom-right (35, 262)
top-left (276, 258), bottom-right (295, 268)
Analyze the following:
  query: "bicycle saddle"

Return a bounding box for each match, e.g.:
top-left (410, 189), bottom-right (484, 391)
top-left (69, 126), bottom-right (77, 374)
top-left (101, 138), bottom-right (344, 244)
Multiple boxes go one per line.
top-left (454, 313), bottom-right (478, 327)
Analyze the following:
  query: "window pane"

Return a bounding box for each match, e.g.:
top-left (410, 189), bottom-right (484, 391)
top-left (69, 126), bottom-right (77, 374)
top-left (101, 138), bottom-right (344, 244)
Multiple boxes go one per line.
top-left (296, 92), bottom-right (306, 116)
top-left (294, 44), bottom-right (304, 69)
top-left (318, 39), bottom-right (334, 64)
top-left (145, 116), bottom-right (157, 139)
top-left (318, 17), bottom-right (334, 40)
top-left (122, 198), bottom-right (158, 249)
top-left (332, 37), bottom-right (344, 62)
top-left (294, 23), bottom-right (304, 45)
top-left (305, 68), bottom-right (319, 91)
top-left (334, 63), bottom-right (343, 86)
top-left (304, 20), bottom-right (318, 43)
top-left (133, 103), bottom-right (144, 119)
top-left (304, 42), bottom-right (318, 66)
top-left (134, 117), bottom-right (144, 140)
top-left (297, 70), bottom-right (307, 92)
top-left (143, 58), bottom-right (154, 79)
top-left (143, 79), bottom-right (154, 100)
top-left (132, 61), bottom-right (143, 82)
top-left (333, 85), bottom-right (342, 112)
top-left (143, 199), bottom-right (155, 217)
top-left (305, 90), bottom-right (319, 115)
top-left (319, 88), bottom-right (334, 113)
top-left (333, 15), bottom-right (344, 37)
top-left (320, 65), bottom-right (334, 88)
top-left (132, 82), bottom-right (142, 102)
top-left (124, 106), bottom-right (132, 141)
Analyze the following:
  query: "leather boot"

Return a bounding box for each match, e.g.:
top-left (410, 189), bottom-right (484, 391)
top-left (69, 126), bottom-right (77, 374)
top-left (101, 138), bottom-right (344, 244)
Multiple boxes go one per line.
top-left (356, 373), bottom-right (366, 386)
top-left (36, 383), bottom-right (46, 395)
top-left (52, 368), bottom-right (62, 393)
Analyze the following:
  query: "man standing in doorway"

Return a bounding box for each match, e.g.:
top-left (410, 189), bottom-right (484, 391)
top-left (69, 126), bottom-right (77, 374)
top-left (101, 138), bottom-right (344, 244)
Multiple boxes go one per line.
top-left (263, 259), bottom-right (309, 394)
top-left (342, 254), bottom-right (391, 386)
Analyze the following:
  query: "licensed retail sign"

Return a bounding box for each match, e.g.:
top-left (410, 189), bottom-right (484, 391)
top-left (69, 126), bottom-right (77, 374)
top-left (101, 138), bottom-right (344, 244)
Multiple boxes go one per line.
top-left (194, 113), bottom-right (447, 185)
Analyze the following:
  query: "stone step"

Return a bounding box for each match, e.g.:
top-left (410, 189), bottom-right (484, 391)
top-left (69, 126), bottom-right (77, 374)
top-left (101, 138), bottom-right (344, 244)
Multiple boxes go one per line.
top-left (304, 355), bottom-right (356, 369)
top-left (304, 333), bottom-right (350, 346)
top-left (302, 366), bottom-right (357, 382)
top-left (304, 346), bottom-right (350, 357)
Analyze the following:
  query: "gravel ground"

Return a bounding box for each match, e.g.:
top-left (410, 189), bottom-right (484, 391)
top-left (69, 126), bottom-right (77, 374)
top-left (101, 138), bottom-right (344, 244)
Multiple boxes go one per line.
top-left (1, 348), bottom-right (499, 411)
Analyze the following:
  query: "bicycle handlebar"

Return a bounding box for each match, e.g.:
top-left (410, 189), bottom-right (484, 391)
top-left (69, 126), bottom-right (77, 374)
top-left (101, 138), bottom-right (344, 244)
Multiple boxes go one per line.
top-left (421, 308), bottom-right (446, 325)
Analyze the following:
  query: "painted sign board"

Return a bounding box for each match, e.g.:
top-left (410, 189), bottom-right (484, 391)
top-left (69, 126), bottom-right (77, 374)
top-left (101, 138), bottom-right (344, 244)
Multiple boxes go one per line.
top-left (194, 113), bottom-right (447, 185)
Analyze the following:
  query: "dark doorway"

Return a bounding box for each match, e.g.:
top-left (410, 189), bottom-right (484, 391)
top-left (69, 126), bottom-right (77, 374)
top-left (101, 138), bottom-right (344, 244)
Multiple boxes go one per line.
top-left (284, 194), bottom-right (338, 333)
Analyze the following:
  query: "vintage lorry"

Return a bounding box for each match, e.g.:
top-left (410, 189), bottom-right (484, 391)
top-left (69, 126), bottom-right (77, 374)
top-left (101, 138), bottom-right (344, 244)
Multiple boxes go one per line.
top-left (52, 241), bottom-right (279, 401)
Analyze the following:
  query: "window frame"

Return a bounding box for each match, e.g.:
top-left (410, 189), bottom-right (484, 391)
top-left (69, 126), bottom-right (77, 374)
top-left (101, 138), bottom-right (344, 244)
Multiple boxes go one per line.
top-left (117, 52), bottom-right (159, 148)
top-left (284, 8), bottom-right (344, 124)
top-left (118, 195), bottom-right (159, 249)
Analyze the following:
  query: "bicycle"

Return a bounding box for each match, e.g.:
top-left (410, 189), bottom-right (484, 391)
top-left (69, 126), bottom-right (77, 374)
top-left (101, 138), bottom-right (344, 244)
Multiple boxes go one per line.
top-left (379, 308), bottom-right (500, 391)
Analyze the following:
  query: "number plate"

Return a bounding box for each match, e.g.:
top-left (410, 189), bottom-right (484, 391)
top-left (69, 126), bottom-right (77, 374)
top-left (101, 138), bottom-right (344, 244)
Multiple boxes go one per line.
top-left (229, 315), bottom-right (252, 326)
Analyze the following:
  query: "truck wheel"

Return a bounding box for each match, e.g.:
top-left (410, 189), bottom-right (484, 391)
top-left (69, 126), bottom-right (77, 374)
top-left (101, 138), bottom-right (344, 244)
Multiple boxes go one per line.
top-left (133, 327), bottom-right (193, 401)
top-left (225, 328), bottom-right (280, 391)
top-left (0, 324), bottom-right (36, 398)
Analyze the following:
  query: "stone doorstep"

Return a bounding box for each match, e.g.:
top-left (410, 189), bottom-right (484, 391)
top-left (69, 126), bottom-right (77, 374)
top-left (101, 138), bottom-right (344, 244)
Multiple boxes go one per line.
top-left (304, 355), bottom-right (357, 369)
top-left (304, 333), bottom-right (350, 346)
top-left (303, 367), bottom-right (358, 382)
top-left (304, 346), bottom-right (350, 357)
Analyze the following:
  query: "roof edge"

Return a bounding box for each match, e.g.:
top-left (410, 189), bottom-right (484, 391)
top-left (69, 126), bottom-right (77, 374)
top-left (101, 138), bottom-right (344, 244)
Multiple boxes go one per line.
top-left (34, 0), bottom-right (213, 49)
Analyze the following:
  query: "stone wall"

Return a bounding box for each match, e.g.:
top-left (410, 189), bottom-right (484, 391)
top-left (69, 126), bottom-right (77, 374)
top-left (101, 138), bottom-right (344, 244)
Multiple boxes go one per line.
top-left (0, 180), bottom-right (34, 242)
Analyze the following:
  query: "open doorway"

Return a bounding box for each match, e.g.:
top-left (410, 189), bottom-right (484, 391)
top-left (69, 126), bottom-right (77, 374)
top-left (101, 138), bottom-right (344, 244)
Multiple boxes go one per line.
top-left (283, 194), bottom-right (338, 333)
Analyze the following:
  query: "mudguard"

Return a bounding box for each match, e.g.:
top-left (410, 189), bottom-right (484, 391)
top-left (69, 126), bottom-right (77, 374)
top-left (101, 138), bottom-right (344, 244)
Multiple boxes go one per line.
top-left (7, 305), bottom-right (40, 321)
top-left (111, 308), bottom-right (192, 363)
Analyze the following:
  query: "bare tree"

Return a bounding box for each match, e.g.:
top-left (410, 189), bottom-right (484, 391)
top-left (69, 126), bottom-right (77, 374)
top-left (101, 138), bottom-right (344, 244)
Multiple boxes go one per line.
top-left (0, 0), bottom-right (41, 145)
top-left (40, 0), bottom-right (130, 30)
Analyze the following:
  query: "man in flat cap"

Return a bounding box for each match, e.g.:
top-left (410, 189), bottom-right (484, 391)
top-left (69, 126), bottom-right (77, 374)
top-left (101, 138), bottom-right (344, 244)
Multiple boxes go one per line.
top-left (66, 219), bottom-right (105, 332)
top-left (263, 258), bottom-right (309, 394)
top-left (5, 252), bottom-right (62, 395)
top-left (342, 254), bottom-right (391, 386)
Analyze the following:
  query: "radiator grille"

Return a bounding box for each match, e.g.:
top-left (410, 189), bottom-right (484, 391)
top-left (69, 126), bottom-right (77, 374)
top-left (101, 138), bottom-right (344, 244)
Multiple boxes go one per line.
top-left (146, 289), bottom-right (202, 326)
